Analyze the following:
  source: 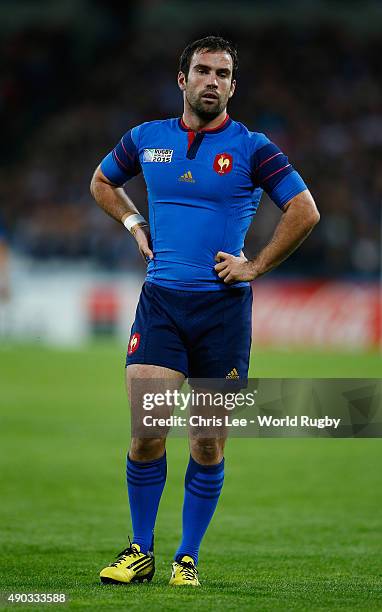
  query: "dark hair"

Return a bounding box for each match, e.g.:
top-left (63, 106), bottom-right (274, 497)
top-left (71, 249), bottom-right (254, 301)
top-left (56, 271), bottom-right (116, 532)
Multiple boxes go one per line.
top-left (179, 36), bottom-right (238, 81)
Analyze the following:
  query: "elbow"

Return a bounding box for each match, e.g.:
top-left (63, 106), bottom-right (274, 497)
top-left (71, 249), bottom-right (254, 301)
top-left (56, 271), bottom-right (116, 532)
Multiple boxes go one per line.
top-left (303, 192), bottom-right (320, 229)
top-left (90, 171), bottom-right (97, 198)
top-left (308, 209), bottom-right (320, 229)
top-left (90, 166), bottom-right (115, 198)
top-left (90, 169), bottom-right (103, 199)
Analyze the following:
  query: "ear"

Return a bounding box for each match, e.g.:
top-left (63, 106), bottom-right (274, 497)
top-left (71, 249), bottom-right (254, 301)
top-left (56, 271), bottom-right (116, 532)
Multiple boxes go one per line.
top-left (178, 71), bottom-right (187, 91)
top-left (228, 79), bottom-right (236, 99)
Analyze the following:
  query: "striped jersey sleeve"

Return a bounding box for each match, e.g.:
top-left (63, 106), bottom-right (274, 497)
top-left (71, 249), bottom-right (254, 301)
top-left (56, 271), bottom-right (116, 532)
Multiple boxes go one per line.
top-left (100, 126), bottom-right (142, 186)
top-left (251, 138), bottom-right (307, 209)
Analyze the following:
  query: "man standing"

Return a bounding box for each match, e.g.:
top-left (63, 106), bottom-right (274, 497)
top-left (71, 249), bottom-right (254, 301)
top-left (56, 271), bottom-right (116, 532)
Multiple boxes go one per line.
top-left (90, 36), bottom-right (319, 587)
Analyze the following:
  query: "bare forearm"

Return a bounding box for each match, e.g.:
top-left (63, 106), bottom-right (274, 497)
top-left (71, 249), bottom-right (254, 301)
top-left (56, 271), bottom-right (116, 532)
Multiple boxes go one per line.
top-left (90, 166), bottom-right (153, 262)
top-left (214, 191), bottom-right (319, 284)
top-left (252, 214), bottom-right (314, 277)
top-left (90, 169), bottom-right (140, 224)
top-left (251, 192), bottom-right (320, 278)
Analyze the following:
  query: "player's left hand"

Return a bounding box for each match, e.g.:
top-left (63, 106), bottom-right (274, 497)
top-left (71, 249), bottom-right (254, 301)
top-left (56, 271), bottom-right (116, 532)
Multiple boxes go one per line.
top-left (214, 251), bottom-right (256, 284)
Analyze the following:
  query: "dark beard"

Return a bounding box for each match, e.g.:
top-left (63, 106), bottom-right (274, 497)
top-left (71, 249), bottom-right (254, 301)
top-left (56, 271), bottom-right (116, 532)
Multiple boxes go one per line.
top-left (186, 93), bottom-right (225, 121)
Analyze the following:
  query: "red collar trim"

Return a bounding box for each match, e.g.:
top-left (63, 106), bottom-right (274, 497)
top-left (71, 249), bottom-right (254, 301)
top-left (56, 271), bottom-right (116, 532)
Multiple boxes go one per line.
top-left (179, 114), bottom-right (231, 133)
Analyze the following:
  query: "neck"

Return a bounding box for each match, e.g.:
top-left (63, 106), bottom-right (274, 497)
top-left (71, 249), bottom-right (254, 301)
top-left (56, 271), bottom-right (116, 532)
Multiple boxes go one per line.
top-left (182, 104), bottom-right (227, 132)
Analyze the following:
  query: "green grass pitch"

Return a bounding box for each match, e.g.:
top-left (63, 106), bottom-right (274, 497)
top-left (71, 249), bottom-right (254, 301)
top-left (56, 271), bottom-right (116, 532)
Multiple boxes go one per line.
top-left (0, 343), bottom-right (381, 611)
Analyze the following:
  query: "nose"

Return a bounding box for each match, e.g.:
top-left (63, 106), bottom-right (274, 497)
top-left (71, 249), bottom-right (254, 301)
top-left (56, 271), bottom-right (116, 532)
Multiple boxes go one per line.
top-left (206, 73), bottom-right (219, 88)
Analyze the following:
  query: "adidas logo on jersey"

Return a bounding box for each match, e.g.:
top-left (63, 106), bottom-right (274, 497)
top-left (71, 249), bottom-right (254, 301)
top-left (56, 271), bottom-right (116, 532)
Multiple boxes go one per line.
top-left (226, 368), bottom-right (240, 379)
top-left (178, 170), bottom-right (195, 183)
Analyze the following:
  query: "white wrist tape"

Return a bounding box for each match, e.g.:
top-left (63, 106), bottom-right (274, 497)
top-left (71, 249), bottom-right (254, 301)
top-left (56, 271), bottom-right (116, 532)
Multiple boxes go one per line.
top-left (123, 214), bottom-right (147, 233)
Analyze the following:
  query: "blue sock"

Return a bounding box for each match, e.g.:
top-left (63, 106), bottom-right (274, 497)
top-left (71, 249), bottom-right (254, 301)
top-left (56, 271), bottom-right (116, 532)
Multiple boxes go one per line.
top-left (175, 455), bottom-right (224, 565)
top-left (126, 452), bottom-right (167, 554)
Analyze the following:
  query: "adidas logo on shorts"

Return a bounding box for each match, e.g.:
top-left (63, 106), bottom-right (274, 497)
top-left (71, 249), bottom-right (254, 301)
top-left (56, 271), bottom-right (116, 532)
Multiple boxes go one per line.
top-left (226, 368), bottom-right (240, 379)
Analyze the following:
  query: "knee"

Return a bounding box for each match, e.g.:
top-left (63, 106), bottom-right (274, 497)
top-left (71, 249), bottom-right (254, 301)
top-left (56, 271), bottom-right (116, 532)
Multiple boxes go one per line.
top-left (130, 437), bottom-right (166, 461)
top-left (190, 438), bottom-right (225, 465)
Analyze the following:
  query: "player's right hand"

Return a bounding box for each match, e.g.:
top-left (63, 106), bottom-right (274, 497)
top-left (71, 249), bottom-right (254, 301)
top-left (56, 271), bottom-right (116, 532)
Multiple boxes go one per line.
top-left (132, 224), bottom-right (154, 262)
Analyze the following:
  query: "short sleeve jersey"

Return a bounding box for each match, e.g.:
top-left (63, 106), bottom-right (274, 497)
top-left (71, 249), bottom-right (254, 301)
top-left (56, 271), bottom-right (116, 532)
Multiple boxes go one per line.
top-left (101, 116), bottom-right (307, 291)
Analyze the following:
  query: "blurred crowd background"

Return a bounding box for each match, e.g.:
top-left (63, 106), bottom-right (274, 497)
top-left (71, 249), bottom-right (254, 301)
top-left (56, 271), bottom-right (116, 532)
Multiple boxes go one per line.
top-left (1, 0), bottom-right (381, 279)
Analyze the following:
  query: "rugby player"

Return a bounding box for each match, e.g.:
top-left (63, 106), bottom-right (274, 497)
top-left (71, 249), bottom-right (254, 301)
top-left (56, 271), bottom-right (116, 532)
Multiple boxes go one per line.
top-left (90, 36), bottom-right (319, 587)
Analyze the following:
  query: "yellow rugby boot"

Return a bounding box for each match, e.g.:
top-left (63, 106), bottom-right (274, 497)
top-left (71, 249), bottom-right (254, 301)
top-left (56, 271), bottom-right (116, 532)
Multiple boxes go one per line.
top-left (100, 540), bottom-right (155, 584)
top-left (169, 555), bottom-right (200, 586)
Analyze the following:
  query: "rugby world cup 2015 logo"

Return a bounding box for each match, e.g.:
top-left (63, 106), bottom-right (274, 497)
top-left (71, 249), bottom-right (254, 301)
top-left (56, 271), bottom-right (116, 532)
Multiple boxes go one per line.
top-left (128, 332), bottom-right (141, 355)
top-left (213, 153), bottom-right (233, 175)
top-left (143, 149), bottom-right (173, 163)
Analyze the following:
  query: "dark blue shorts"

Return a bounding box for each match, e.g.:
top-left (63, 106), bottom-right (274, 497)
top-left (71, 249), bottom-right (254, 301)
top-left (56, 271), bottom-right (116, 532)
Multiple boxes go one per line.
top-left (125, 282), bottom-right (253, 380)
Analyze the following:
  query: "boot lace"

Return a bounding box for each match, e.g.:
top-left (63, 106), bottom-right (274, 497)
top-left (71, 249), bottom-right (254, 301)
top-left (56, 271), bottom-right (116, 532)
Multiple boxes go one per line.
top-left (110, 536), bottom-right (142, 567)
top-left (177, 560), bottom-right (198, 581)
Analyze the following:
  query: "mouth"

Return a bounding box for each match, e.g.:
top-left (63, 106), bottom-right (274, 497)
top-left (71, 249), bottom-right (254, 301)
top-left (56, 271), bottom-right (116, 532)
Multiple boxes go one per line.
top-left (201, 92), bottom-right (219, 101)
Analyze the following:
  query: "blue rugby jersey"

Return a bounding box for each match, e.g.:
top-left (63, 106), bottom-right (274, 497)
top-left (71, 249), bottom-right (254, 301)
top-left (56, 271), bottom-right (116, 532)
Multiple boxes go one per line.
top-left (100, 115), bottom-right (307, 291)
